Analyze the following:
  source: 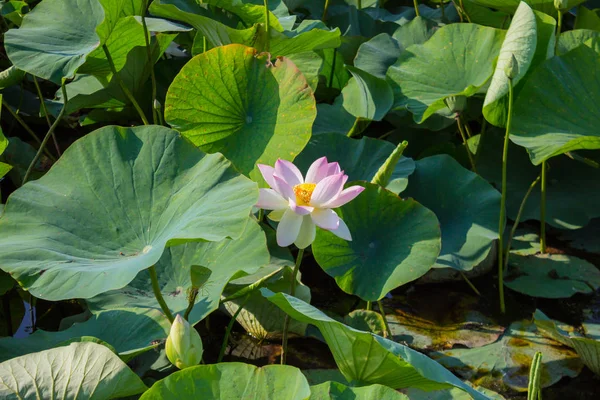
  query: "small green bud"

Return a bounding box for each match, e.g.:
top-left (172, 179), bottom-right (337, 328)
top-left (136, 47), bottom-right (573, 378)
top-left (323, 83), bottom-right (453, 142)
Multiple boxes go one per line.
top-left (554, 0), bottom-right (568, 11)
top-left (165, 314), bottom-right (203, 370)
top-left (504, 54), bottom-right (519, 80)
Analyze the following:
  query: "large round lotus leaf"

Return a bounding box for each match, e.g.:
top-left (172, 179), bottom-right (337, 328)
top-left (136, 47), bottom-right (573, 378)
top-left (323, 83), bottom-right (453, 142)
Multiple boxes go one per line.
top-left (294, 133), bottom-right (415, 194)
top-left (403, 155), bottom-right (500, 271)
top-left (511, 46), bottom-right (600, 165)
top-left (165, 44), bottom-right (315, 183)
top-left (386, 24), bottom-right (505, 123)
top-left (476, 128), bottom-right (600, 229)
top-left (557, 29), bottom-right (600, 55)
top-left (0, 125), bottom-right (257, 301)
top-left (5, 0), bottom-right (104, 84)
top-left (139, 362), bottom-right (311, 400)
top-left (310, 381), bottom-right (408, 400)
top-left (0, 342), bottom-right (147, 399)
top-left (483, 2), bottom-right (538, 127)
top-left (0, 308), bottom-right (170, 363)
top-left (505, 254), bottom-right (600, 298)
top-left (87, 219), bottom-right (269, 325)
top-left (262, 290), bottom-right (493, 400)
top-left (312, 182), bottom-right (441, 301)
top-left (466, 0), bottom-right (586, 15)
top-left (342, 66), bottom-right (393, 122)
top-left (354, 33), bottom-right (402, 80)
top-left (434, 320), bottom-right (583, 392)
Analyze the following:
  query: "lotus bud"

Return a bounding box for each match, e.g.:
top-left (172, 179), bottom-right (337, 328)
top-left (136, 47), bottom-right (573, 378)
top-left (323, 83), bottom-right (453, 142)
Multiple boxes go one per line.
top-left (504, 54), bottom-right (519, 80)
top-left (444, 95), bottom-right (467, 114)
top-left (165, 314), bottom-right (203, 369)
top-left (554, 0), bottom-right (568, 11)
top-left (153, 99), bottom-right (161, 110)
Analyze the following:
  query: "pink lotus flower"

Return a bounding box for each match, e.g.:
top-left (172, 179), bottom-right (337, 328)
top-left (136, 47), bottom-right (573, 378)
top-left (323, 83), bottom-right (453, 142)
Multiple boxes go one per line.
top-left (256, 157), bottom-right (365, 248)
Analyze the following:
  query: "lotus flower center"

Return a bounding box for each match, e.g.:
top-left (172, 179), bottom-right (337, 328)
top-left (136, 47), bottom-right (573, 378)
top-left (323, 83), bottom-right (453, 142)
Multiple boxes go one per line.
top-left (293, 183), bottom-right (316, 206)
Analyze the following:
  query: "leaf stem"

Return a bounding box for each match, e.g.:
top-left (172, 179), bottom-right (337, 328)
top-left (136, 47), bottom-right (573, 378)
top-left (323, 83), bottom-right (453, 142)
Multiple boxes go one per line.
top-left (497, 78), bottom-right (514, 314)
top-left (540, 161), bottom-right (547, 253)
top-left (149, 265), bottom-right (174, 323)
top-left (2, 99), bottom-right (55, 161)
top-left (323, 0), bottom-right (331, 21)
top-left (22, 80), bottom-right (69, 185)
top-left (413, 0), bottom-right (420, 17)
top-left (32, 76), bottom-right (61, 157)
top-left (264, 0), bottom-right (270, 51)
top-left (460, 272), bottom-right (481, 296)
top-left (527, 352), bottom-right (543, 400)
top-left (102, 44), bottom-right (149, 125)
top-left (183, 288), bottom-right (198, 321)
top-left (218, 295), bottom-right (249, 363)
top-left (456, 118), bottom-right (477, 173)
top-left (281, 248), bottom-right (304, 365)
top-left (141, 0), bottom-right (158, 125)
top-left (366, 301), bottom-right (372, 311)
top-left (377, 300), bottom-right (393, 339)
top-left (555, 10), bottom-right (562, 55)
top-left (358, 0), bottom-right (362, 9)
top-left (504, 174), bottom-right (541, 275)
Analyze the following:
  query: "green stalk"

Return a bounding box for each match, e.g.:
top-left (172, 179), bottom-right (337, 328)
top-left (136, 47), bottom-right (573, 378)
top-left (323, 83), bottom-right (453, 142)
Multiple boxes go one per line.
top-left (555, 10), bottom-right (562, 54)
top-left (22, 80), bottom-right (69, 185)
top-left (217, 295), bottom-right (249, 363)
top-left (527, 352), bottom-right (543, 400)
top-left (183, 288), bottom-right (198, 321)
top-left (413, 0), bottom-right (421, 17)
top-left (497, 78), bottom-right (514, 314)
top-left (149, 265), bottom-right (175, 323)
top-left (460, 272), bottom-right (481, 296)
top-left (456, 119), bottom-right (477, 173)
top-left (323, 0), bottom-right (331, 21)
top-left (358, 0), bottom-right (362, 9)
top-left (141, 0), bottom-right (158, 125)
top-left (264, 0), bottom-right (270, 51)
top-left (281, 248), bottom-right (304, 365)
top-left (377, 300), bottom-right (393, 339)
top-left (366, 301), bottom-right (372, 311)
top-left (504, 175), bottom-right (541, 275)
top-left (32, 76), bottom-right (61, 157)
top-left (540, 161), bottom-right (547, 253)
top-left (102, 44), bottom-right (149, 125)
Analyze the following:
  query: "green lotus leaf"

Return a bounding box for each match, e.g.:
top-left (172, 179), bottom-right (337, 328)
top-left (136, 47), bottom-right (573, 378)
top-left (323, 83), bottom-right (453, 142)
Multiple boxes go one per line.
top-left (0, 308), bottom-right (170, 363)
top-left (342, 66), bottom-right (393, 121)
top-left (294, 133), bottom-right (415, 194)
top-left (0, 125), bottom-right (257, 301)
top-left (505, 253), bottom-right (600, 298)
top-left (0, 342), bottom-right (147, 399)
top-left (262, 290), bottom-right (493, 400)
top-left (557, 29), bottom-right (600, 55)
top-left (510, 46), bottom-right (600, 164)
top-left (5, 0), bottom-right (104, 83)
top-left (403, 154), bottom-right (500, 271)
top-left (310, 381), bottom-right (409, 400)
top-left (391, 16), bottom-right (439, 53)
top-left (462, 0), bottom-right (512, 28)
top-left (434, 319), bottom-right (583, 391)
top-left (313, 182), bottom-right (441, 301)
top-left (387, 23), bottom-right (505, 123)
top-left (203, 0), bottom-right (283, 31)
top-left (574, 6), bottom-right (600, 31)
top-left (466, 0), bottom-right (585, 15)
top-left (483, 2), bottom-right (538, 126)
top-left (354, 33), bottom-right (401, 80)
top-left (165, 44), bottom-right (315, 183)
top-left (139, 362), bottom-right (311, 399)
top-left (88, 219), bottom-right (269, 325)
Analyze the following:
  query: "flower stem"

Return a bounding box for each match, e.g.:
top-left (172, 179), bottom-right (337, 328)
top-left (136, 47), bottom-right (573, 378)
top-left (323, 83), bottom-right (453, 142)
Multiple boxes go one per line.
top-left (2, 99), bottom-right (55, 161)
top-left (218, 295), bottom-right (249, 363)
top-left (281, 248), bottom-right (304, 365)
top-left (504, 174), bottom-right (541, 275)
top-left (32, 75), bottom-right (61, 157)
top-left (460, 272), bottom-right (481, 296)
top-left (102, 44), bottom-right (149, 125)
top-left (183, 288), bottom-right (198, 321)
top-left (323, 0), bottom-right (331, 21)
top-left (413, 0), bottom-right (420, 17)
top-left (22, 80), bottom-right (69, 185)
top-left (264, 0), bottom-right (270, 51)
top-left (555, 11), bottom-right (562, 55)
top-left (497, 78), bottom-right (514, 315)
top-left (149, 265), bottom-right (174, 323)
top-left (141, 0), bottom-right (158, 125)
top-left (456, 118), bottom-right (477, 173)
top-left (358, 0), bottom-right (362, 9)
top-left (366, 301), bottom-right (372, 311)
top-left (377, 300), bottom-right (393, 339)
top-left (540, 161), bottom-right (547, 253)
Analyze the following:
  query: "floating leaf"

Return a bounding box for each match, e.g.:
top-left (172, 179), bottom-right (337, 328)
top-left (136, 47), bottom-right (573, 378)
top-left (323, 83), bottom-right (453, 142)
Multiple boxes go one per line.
top-left (0, 308), bottom-right (170, 362)
top-left (313, 182), bottom-right (441, 301)
top-left (511, 46), bottom-right (600, 164)
top-left (5, 0), bottom-right (104, 83)
top-left (165, 44), bottom-right (315, 182)
top-left (387, 24), bottom-right (505, 123)
top-left (403, 155), bottom-right (500, 271)
top-left (310, 381), bottom-right (409, 400)
top-left (0, 125), bottom-right (257, 301)
top-left (0, 342), bottom-right (147, 399)
top-left (434, 320), bottom-right (583, 392)
top-left (262, 290), bottom-right (493, 400)
top-left (139, 362), bottom-right (311, 399)
top-left (88, 219), bottom-right (268, 325)
top-left (505, 253), bottom-right (600, 298)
